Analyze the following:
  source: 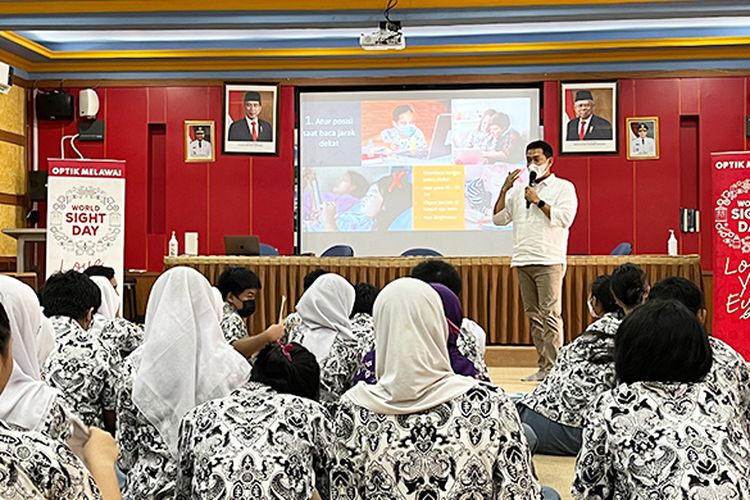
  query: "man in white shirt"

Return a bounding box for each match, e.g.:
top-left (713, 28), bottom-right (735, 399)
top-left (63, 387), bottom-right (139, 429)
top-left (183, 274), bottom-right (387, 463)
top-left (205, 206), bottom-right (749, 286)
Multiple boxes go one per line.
top-left (493, 140), bottom-right (578, 381)
top-left (188, 127), bottom-right (212, 158)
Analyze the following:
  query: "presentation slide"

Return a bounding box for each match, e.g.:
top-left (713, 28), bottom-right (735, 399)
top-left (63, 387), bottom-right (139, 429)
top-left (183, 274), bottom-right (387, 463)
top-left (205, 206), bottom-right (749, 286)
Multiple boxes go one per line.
top-left (299, 88), bottom-right (541, 256)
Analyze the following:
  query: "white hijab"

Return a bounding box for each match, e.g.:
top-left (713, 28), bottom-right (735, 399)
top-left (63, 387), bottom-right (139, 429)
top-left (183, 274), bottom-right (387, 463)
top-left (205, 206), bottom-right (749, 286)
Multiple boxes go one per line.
top-left (90, 275), bottom-right (119, 319)
top-left (344, 278), bottom-right (478, 415)
top-left (36, 316), bottom-right (55, 366)
top-left (132, 267), bottom-right (251, 457)
top-left (295, 273), bottom-right (355, 362)
top-left (0, 275), bottom-right (60, 431)
top-left (210, 286), bottom-right (224, 312)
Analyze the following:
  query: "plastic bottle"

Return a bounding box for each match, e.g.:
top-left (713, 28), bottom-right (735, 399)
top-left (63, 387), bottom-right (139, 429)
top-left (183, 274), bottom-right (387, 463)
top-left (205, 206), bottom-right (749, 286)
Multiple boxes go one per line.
top-left (169, 231), bottom-right (179, 257)
top-left (667, 229), bottom-right (678, 256)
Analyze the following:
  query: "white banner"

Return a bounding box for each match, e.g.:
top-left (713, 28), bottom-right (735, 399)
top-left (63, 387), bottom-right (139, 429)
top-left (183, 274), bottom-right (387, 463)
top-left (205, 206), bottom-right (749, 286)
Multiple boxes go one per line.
top-left (46, 159), bottom-right (126, 302)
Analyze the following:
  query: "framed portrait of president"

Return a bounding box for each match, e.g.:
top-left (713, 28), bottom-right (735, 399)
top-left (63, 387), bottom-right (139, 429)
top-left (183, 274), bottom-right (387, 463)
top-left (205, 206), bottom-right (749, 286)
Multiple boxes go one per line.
top-left (223, 83), bottom-right (279, 155)
top-left (560, 81), bottom-right (617, 154)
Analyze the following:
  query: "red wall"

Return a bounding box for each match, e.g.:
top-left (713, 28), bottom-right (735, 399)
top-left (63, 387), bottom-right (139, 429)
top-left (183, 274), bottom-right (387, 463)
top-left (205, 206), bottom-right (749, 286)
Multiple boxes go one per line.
top-left (35, 85), bottom-right (295, 271)
top-left (543, 77), bottom-right (749, 270)
top-left (33, 78), bottom-right (750, 271)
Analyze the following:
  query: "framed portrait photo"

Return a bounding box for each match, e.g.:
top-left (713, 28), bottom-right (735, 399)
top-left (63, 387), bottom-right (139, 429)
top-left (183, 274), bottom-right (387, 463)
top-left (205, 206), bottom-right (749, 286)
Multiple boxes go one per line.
top-left (560, 81), bottom-right (617, 154)
top-left (184, 120), bottom-right (216, 162)
top-left (223, 83), bottom-right (279, 155)
top-left (626, 117), bottom-right (659, 160)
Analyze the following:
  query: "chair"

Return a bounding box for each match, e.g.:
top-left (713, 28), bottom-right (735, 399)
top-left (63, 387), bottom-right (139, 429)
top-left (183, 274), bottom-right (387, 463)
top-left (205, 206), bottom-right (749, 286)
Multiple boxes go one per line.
top-left (259, 243), bottom-right (279, 256)
top-left (321, 245), bottom-right (354, 257)
top-left (401, 248), bottom-right (443, 257)
top-left (610, 242), bottom-right (632, 256)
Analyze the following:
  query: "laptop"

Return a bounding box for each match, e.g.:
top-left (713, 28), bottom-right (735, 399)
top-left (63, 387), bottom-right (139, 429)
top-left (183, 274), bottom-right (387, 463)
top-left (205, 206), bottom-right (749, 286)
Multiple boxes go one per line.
top-left (224, 235), bottom-right (260, 256)
top-left (426, 113), bottom-right (453, 159)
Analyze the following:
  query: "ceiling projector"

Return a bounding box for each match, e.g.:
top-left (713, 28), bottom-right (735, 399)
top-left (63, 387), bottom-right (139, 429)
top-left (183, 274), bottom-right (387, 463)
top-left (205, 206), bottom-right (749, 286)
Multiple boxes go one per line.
top-left (360, 21), bottom-right (406, 51)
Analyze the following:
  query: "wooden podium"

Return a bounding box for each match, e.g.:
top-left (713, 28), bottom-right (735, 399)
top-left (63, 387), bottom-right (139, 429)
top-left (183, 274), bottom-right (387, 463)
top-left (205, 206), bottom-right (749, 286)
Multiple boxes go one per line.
top-left (1, 228), bottom-right (46, 273)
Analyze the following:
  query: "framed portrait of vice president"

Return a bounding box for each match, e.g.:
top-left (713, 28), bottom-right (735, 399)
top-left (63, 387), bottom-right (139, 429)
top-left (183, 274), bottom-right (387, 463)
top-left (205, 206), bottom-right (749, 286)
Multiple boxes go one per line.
top-left (560, 81), bottom-right (617, 154)
top-left (223, 83), bottom-right (279, 155)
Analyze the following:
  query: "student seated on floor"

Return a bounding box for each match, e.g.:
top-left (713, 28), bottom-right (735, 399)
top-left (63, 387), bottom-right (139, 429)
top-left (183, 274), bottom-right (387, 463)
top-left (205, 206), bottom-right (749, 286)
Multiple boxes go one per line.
top-left (349, 282), bottom-right (379, 359)
top-left (648, 276), bottom-right (750, 432)
top-left (573, 300), bottom-right (750, 499)
top-left (176, 342), bottom-right (332, 498)
top-left (0, 275), bottom-right (85, 443)
top-left (116, 267), bottom-right (251, 499)
top-left (350, 282), bottom-right (378, 328)
top-left (517, 263), bottom-right (647, 456)
top-left (284, 273), bottom-right (366, 403)
top-left (353, 283), bottom-right (485, 384)
top-left (330, 278), bottom-right (560, 500)
top-left (0, 301), bottom-right (121, 499)
top-left (40, 270), bottom-right (118, 433)
top-left (410, 259), bottom-right (490, 381)
top-left (88, 273), bottom-right (144, 362)
top-left (216, 266), bottom-right (284, 360)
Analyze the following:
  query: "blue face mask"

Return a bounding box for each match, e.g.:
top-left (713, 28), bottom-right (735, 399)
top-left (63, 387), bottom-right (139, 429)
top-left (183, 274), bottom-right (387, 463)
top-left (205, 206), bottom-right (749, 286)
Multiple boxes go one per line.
top-left (398, 124), bottom-right (417, 137)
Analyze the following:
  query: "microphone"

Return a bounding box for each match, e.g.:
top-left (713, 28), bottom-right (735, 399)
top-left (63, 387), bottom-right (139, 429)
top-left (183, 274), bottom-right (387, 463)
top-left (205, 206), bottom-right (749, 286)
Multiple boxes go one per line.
top-left (526, 171), bottom-right (537, 209)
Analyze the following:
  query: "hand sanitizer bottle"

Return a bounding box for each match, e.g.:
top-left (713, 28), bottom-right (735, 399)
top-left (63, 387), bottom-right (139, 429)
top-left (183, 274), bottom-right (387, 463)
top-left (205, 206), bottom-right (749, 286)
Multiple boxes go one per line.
top-left (667, 229), bottom-right (678, 256)
top-left (169, 231), bottom-right (179, 257)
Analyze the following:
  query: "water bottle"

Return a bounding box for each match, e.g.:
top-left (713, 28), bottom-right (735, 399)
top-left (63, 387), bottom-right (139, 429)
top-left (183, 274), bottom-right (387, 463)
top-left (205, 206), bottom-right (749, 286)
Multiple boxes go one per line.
top-left (169, 231), bottom-right (179, 257)
top-left (667, 229), bottom-right (678, 256)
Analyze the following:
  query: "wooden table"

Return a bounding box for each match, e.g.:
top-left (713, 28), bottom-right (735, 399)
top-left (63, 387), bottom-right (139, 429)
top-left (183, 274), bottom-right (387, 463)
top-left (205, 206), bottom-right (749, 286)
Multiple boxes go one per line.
top-left (164, 254), bottom-right (702, 345)
top-left (1, 228), bottom-right (46, 272)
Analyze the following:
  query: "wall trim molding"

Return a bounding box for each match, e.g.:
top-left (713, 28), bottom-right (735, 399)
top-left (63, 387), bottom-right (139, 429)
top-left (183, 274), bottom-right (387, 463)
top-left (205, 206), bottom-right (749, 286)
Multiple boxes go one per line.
top-left (0, 192), bottom-right (26, 206)
top-left (0, 129), bottom-right (25, 147)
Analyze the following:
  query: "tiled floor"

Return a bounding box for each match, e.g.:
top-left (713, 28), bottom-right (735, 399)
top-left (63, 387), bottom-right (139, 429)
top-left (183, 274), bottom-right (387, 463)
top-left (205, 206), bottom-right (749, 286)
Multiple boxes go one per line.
top-left (488, 366), bottom-right (576, 500)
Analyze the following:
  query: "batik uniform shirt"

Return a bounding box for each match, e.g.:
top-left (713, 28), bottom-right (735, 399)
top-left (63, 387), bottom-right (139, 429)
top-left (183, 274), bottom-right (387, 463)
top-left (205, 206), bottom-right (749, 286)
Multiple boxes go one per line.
top-left (97, 317), bottom-right (145, 358)
top-left (350, 313), bottom-right (375, 360)
top-left (457, 322), bottom-right (491, 382)
top-left (520, 312), bottom-right (622, 428)
top-left (116, 350), bottom-right (177, 500)
top-left (220, 302), bottom-right (248, 344)
top-left (0, 420), bottom-right (101, 499)
top-left (572, 381), bottom-right (750, 500)
top-left (330, 383), bottom-right (542, 500)
top-left (285, 312), bottom-right (371, 404)
top-left (705, 336), bottom-right (750, 433)
top-left (176, 381), bottom-right (333, 500)
top-left (40, 396), bottom-right (76, 442)
top-left (42, 315), bottom-right (118, 428)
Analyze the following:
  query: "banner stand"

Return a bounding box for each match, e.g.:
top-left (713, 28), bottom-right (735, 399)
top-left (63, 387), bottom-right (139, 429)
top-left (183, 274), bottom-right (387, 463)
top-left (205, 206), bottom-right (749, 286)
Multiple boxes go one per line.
top-left (45, 158), bottom-right (126, 307)
top-left (711, 150), bottom-right (750, 360)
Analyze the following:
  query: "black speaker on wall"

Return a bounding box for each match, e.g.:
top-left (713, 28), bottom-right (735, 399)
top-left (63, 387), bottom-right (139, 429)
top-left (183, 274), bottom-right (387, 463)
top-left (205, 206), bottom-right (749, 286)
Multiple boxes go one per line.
top-left (28, 170), bottom-right (48, 202)
top-left (36, 91), bottom-right (74, 120)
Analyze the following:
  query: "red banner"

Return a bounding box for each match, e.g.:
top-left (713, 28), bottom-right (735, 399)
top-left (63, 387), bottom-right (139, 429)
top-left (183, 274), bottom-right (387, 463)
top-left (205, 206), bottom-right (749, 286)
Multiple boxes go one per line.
top-left (712, 151), bottom-right (750, 360)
